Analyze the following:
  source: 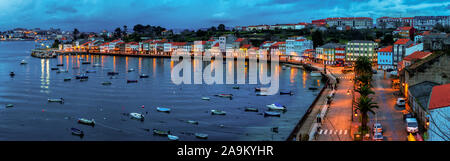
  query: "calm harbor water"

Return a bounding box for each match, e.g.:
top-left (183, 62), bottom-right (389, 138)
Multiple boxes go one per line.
top-left (0, 41), bottom-right (323, 141)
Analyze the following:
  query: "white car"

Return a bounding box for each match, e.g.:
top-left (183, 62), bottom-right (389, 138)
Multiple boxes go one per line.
top-left (406, 118), bottom-right (419, 133)
top-left (396, 98), bottom-right (406, 107)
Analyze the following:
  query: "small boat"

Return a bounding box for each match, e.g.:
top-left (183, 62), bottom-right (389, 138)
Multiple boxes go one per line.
top-left (51, 67), bottom-right (59, 70)
top-left (130, 112), bottom-right (144, 120)
top-left (71, 128), bottom-right (84, 137)
top-left (310, 71), bottom-right (322, 77)
top-left (194, 133), bottom-right (208, 139)
top-left (187, 120), bottom-right (199, 125)
top-left (280, 91), bottom-right (294, 95)
top-left (308, 87), bottom-right (318, 90)
top-left (107, 72), bottom-right (119, 75)
top-left (168, 135), bottom-right (179, 141)
top-left (9, 72), bottom-right (15, 77)
top-left (201, 97), bottom-right (210, 100)
top-left (20, 60), bottom-right (27, 64)
top-left (256, 92), bottom-right (268, 96)
top-left (211, 110), bottom-right (226, 115)
top-left (232, 86), bottom-right (240, 89)
top-left (128, 68), bottom-right (135, 72)
top-left (153, 129), bottom-right (170, 136)
top-left (64, 77), bottom-right (72, 81)
top-left (264, 111), bottom-right (281, 117)
top-left (101, 81), bottom-right (112, 85)
top-left (56, 64), bottom-right (64, 66)
top-left (127, 80), bottom-right (138, 83)
top-left (75, 74), bottom-right (88, 79)
top-left (81, 61), bottom-right (91, 64)
top-left (86, 70), bottom-right (96, 73)
top-left (48, 98), bottom-right (64, 103)
top-left (80, 78), bottom-right (88, 82)
top-left (92, 64), bottom-right (102, 67)
top-left (5, 104), bottom-right (14, 108)
top-left (266, 103), bottom-right (286, 111)
top-left (215, 94), bottom-right (233, 98)
top-left (139, 74), bottom-right (149, 78)
top-left (245, 107), bottom-right (259, 112)
top-left (77, 118), bottom-right (95, 126)
top-left (56, 69), bottom-right (68, 73)
top-left (255, 88), bottom-right (267, 92)
top-left (156, 107), bottom-right (171, 113)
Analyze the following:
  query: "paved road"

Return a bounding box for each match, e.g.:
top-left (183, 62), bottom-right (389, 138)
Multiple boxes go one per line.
top-left (370, 71), bottom-right (408, 141)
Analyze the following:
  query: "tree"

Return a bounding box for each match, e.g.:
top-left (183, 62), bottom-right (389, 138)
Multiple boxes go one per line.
top-left (73, 28), bottom-right (80, 40)
top-left (355, 84), bottom-right (375, 97)
top-left (218, 24), bottom-right (226, 31)
top-left (123, 25), bottom-right (128, 36)
top-left (52, 39), bottom-right (61, 48)
top-left (354, 56), bottom-right (373, 77)
top-left (380, 34), bottom-right (394, 46)
top-left (114, 27), bottom-right (122, 38)
top-left (355, 96), bottom-right (379, 131)
top-left (312, 30), bottom-right (324, 48)
top-left (356, 74), bottom-right (373, 87)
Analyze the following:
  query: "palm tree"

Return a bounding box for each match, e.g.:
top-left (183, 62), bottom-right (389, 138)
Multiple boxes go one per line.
top-left (355, 85), bottom-right (375, 97)
top-left (356, 74), bottom-right (373, 87)
top-left (355, 96), bottom-right (379, 132)
top-left (354, 56), bottom-right (372, 77)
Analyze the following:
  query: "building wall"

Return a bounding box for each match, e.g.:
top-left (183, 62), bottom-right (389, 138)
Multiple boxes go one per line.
top-left (405, 43), bottom-right (423, 56)
top-left (345, 41), bottom-right (378, 63)
top-left (377, 51), bottom-right (393, 69)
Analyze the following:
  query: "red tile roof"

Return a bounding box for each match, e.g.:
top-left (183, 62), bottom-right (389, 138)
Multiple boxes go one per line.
top-left (111, 39), bottom-right (121, 43)
top-left (235, 38), bottom-right (245, 42)
top-left (378, 46), bottom-right (393, 52)
top-left (335, 48), bottom-right (345, 51)
top-left (99, 42), bottom-right (109, 46)
top-left (241, 44), bottom-right (252, 49)
top-left (296, 39), bottom-right (306, 42)
top-left (250, 47), bottom-right (259, 50)
top-left (397, 26), bottom-right (413, 31)
top-left (429, 83), bottom-right (450, 110)
top-left (171, 42), bottom-right (187, 46)
top-left (271, 42), bottom-right (285, 47)
top-left (403, 51), bottom-right (432, 61)
top-left (326, 17), bottom-right (372, 20)
top-left (304, 49), bottom-right (315, 52)
top-left (213, 43), bottom-right (219, 47)
top-left (394, 39), bottom-right (411, 45)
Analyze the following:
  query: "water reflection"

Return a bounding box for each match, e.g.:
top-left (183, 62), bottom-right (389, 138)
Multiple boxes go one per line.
top-left (40, 59), bottom-right (50, 93)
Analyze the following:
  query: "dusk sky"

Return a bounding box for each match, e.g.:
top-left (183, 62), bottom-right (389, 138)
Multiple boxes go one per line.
top-left (0, 0), bottom-right (449, 32)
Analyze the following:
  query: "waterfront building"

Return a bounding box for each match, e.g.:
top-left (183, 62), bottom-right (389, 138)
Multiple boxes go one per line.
top-left (345, 40), bottom-right (378, 64)
top-left (139, 39), bottom-right (153, 54)
top-left (376, 17), bottom-right (414, 29)
top-left (260, 41), bottom-right (276, 50)
top-left (108, 39), bottom-right (124, 53)
top-left (232, 38), bottom-right (249, 49)
top-left (285, 36), bottom-right (313, 57)
top-left (125, 42), bottom-right (139, 54)
top-left (427, 83), bottom-right (450, 141)
top-left (393, 39), bottom-right (413, 69)
top-left (393, 26), bottom-right (416, 39)
top-left (317, 43), bottom-right (345, 65)
top-left (303, 49), bottom-right (316, 63)
top-left (325, 17), bottom-right (373, 29)
top-left (377, 46), bottom-right (393, 70)
top-left (311, 19), bottom-right (326, 27)
top-left (269, 42), bottom-right (286, 55)
top-left (99, 42), bottom-right (109, 53)
top-left (414, 16), bottom-right (450, 30)
top-left (193, 41), bottom-right (207, 53)
top-left (334, 47), bottom-right (346, 66)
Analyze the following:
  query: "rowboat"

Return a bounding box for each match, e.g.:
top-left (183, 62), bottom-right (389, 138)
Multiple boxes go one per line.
top-left (139, 74), bottom-right (149, 78)
top-left (130, 112), bottom-right (144, 120)
top-left (77, 118), bottom-right (95, 126)
top-left (75, 74), bottom-right (88, 79)
top-left (101, 81), bottom-right (112, 85)
top-left (56, 69), bottom-right (68, 73)
top-left (92, 64), bottom-right (102, 67)
top-left (64, 77), bottom-right (72, 81)
top-left (255, 88), bottom-right (267, 92)
top-left (264, 111), bottom-right (281, 117)
top-left (86, 70), bottom-right (96, 73)
top-left (232, 86), bottom-right (240, 89)
top-left (71, 128), bottom-right (84, 137)
top-left (156, 107), bottom-right (171, 113)
top-left (5, 104), bottom-right (14, 108)
top-left (266, 103), bottom-right (286, 111)
top-left (168, 135), bottom-right (179, 141)
top-left (56, 64), bottom-right (64, 66)
top-left (280, 91), bottom-right (294, 95)
top-left (244, 107), bottom-right (259, 112)
top-left (107, 72), bottom-right (119, 75)
top-left (211, 110), bottom-right (226, 115)
top-left (9, 72), bottom-right (15, 77)
top-left (51, 67), bottom-right (59, 70)
top-left (81, 61), bottom-right (91, 64)
top-left (195, 133), bottom-right (208, 139)
top-left (308, 87), bottom-right (318, 90)
top-left (20, 60), bottom-right (27, 65)
top-left (48, 98), bottom-right (64, 103)
top-left (201, 97), bottom-right (210, 100)
top-left (153, 129), bottom-right (170, 136)
top-left (187, 120), bottom-right (199, 125)
top-left (128, 68), bottom-right (135, 72)
top-left (215, 94), bottom-right (232, 98)
top-left (127, 80), bottom-right (138, 83)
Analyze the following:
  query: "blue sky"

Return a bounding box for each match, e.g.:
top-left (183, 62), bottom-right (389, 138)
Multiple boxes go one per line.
top-left (0, 0), bottom-right (449, 32)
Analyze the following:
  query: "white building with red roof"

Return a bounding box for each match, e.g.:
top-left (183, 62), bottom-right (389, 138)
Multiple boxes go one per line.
top-left (393, 38), bottom-right (414, 68)
top-left (427, 83), bottom-right (450, 141)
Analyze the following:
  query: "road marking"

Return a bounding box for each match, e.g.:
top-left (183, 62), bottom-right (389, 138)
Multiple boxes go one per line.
top-left (323, 130), bottom-right (328, 135)
top-left (334, 130), bottom-right (337, 135)
top-left (319, 129), bottom-right (323, 134)
top-left (344, 130), bottom-right (347, 135)
top-left (339, 130), bottom-right (342, 135)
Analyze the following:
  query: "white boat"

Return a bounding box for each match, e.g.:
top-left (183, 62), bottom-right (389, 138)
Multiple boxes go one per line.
top-left (128, 68), bottom-right (135, 72)
top-left (92, 64), bottom-right (102, 67)
top-left (48, 98), bottom-right (64, 103)
top-left (310, 71), bottom-right (322, 77)
top-left (201, 97), bottom-right (210, 100)
top-left (168, 135), bottom-right (179, 141)
top-left (56, 69), bottom-right (68, 73)
top-left (78, 118), bottom-right (95, 126)
top-left (130, 112), bottom-right (144, 120)
top-left (195, 133), bottom-right (208, 139)
top-left (20, 60), bottom-right (27, 64)
top-left (266, 103), bottom-right (287, 111)
top-left (156, 107), bottom-right (171, 113)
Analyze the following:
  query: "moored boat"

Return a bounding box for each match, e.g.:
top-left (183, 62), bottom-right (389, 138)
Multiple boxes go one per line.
top-left (77, 118), bottom-right (95, 126)
top-left (130, 112), bottom-right (144, 120)
top-left (101, 81), bottom-right (112, 85)
top-left (56, 64), bottom-right (64, 66)
top-left (20, 60), bottom-right (27, 65)
top-left (56, 69), bottom-right (68, 73)
top-left (51, 67), bottom-right (59, 70)
top-left (139, 74), bottom-right (149, 78)
top-left (201, 97), bottom-right (210, 100)
top-left (64, 77), bottom-right (72, 81)
top-left (75, 74), bottom-right (88, 79)
top-left (153, 129), bottom-right (170, 136)
top-left (215, 94), bottom-right (232, 98)
top-left (48, 98), bottom-right (64, 103)
top-left (168, 135), bottom-right (179, 141)
top-left (244, 107), bottom-right (259, 112)
top-left (86, 70), bottom-right (96, 73)
top-left (194, 133), bottom-right (208, 139)
top-left (92, 64), bottom-right (102, 67)
top-left (280, 91), bottom-right (294, 95)
top-left (232, 86), bottom-right (240, 89)
top-left (187, 120), bottom-right (199, 125)
top-left (71, 128), bottom-right (84, 137)
top-left (156, 107), bottom-right (171, 113)
top-left (256, 92), bottom-right (268, 96)
top-left (5, 104), bottom-right (14, 108)
top-left (266, 103), bottom-right (286, 111)
top-left (127, 80), bottom-right (138, 83)
top-left (107, 72), bottom-right (119, 75)
top-left (9, 72), bottom-right (15, 77)
top-left (81, 61), bottom-right (91, 64)
top-left (211, 110), bottom-right (226, 115)
top-left (128, 68), bottom-right (135, 72)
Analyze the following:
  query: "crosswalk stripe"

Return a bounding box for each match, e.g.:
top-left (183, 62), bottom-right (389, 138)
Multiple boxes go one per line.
top-left (344, 130), bottom-right (347, 135)
top-left (339, 130), bottom-right (342, 135)
top-left (319, 129), bottom-right (323, 134)
top-left (324, 130), bottom-right (328, 135)
top-left (334, 130), bottom-right (337, 135)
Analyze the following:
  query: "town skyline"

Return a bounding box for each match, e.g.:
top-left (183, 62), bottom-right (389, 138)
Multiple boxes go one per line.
top-left (0, 0), bottom-right (449, 32)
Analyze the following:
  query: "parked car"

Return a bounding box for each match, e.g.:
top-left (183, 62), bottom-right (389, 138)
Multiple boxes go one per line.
top-left (373, 123), bottom-right (383, 133)
top-left (373, 133), bottom-right (383, 141)
top-left (403, 112), bottom-right (414, 120)
top-left (386, 68), bottom-right (394, 72)
top-left (396, 98), bottom-right (406, 107)
top-left (372, 70), bottom-right (378, 74)
top-left (406, 118), bottom-right (419, 133)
